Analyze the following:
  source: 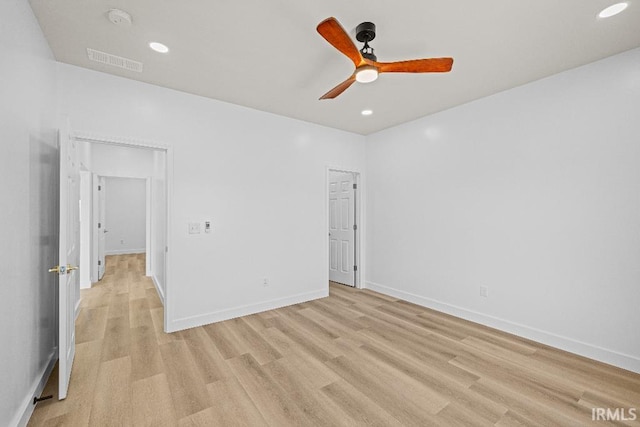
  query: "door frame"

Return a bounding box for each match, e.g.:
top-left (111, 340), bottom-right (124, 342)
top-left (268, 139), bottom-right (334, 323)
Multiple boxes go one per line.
top-left (79, 170), bottom-right (92, 289)
top-left (146, 177), bottom-right (152, 276)
top-left (74, 131), bottom-right (173, 332)
top-left (90, 174), bottom-right (106, 283)
top-left (326, 166), bottom-right (364, 289)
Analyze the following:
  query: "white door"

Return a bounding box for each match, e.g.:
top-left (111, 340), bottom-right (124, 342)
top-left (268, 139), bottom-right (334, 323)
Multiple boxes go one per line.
top-left (98, 177), bottom-right (106, 280)
top-left (52, 119), bottom-right (80, 399)
top-left (329, 171), bottom-right (356, 286)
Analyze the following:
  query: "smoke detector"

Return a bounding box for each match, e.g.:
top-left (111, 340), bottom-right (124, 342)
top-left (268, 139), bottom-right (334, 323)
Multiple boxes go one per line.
top-left (107, 9), bottom-right (132, 26)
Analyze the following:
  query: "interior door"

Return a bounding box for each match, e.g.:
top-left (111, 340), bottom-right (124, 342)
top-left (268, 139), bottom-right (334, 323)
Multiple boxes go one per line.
top-left (53, 119), bottom-right (80, 399)
top-left (329, 171), bottom-right (355, 286)
top-left (98, 176), bottom-right (106, 280)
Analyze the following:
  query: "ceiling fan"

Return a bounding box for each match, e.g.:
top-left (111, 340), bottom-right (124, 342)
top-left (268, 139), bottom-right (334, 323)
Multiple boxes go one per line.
top-left (316, 17), bottom-right (454, 100)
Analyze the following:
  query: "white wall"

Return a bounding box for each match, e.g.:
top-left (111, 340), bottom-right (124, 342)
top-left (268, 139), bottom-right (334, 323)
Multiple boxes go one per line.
top-left (104, 177), bottom-right (146, 255)
top-left (0, 1), bottom-right (58, 425)
top-left (57, 63), bottom-right (366, 331)
top-left (365, 48), bottom-right (640, 373)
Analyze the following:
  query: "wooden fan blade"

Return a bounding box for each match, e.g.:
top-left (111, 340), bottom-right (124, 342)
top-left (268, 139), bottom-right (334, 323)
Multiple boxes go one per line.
top-left (317, 17), bottom-right (364, 67)
top-left (376, 57), bottom-right (454, 73)
top-left (319, 75), bottom-right (357, 100)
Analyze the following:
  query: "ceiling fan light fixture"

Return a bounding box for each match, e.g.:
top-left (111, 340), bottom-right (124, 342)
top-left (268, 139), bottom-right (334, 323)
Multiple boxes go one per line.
top-left (598, 2), bottom-right (628, 18)
top-left (355, 65), bottom-right (378, 83)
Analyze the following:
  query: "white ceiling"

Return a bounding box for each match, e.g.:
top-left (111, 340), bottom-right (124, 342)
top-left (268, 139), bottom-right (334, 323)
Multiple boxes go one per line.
top-left (29, 0), bottom-right (640, 135)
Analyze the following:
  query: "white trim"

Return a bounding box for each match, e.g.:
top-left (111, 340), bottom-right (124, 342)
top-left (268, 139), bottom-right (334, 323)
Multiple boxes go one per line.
top-left (104, 248), bottom-right (146, 256)
top-left (167, 289), bottom-right (327, 333)
top-left (365, 281), bottom-right (640, 374)
top-left (78, 171), bottom-right (92, 290)
top-left (73, 131), bottom-right (169, 151)
top-left (152, 274), bottom-right (165, 306)
top-left (13, 349), bottom-right (57, 427)
top-left (163, 146), bottom-right (173, 334)
top-left (145, 177), bottom-right (151, 276)
top-left (90, 173), bottom-right (99, 284)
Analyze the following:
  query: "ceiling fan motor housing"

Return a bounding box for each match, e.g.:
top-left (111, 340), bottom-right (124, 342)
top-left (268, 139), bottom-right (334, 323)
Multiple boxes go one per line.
top-left (356, 22), bottom-right (377, 61)
top-left (356, 22), bottom-right (376, 42)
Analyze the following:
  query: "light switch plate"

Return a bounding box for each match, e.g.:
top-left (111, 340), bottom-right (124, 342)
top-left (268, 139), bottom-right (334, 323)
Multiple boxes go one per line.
top-left (188, 222), bottom-right (201, 234)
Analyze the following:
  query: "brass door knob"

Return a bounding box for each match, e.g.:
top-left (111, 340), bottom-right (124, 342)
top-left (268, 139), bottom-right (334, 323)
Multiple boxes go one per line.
top-left (48, 265), bottom-right (77, 274)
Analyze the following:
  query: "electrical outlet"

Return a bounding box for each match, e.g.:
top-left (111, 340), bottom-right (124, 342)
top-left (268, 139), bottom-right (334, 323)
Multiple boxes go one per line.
top-left (480, 286), bottom-right (489, 298)
top-left (263, 278), bottom-right (269, 287)
top-left (188, 222), bottom-right (201, 234)
top-left (120, 239), bottom-right (124, 245)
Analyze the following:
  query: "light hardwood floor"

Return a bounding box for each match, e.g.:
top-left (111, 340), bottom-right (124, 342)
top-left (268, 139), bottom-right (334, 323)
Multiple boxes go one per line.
top-left (29, 254), bottom-right (640, 426)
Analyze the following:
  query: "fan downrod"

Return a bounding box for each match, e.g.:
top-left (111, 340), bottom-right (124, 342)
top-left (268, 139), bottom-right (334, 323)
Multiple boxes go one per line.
top-left (356, 22), bottom-right (377, 61)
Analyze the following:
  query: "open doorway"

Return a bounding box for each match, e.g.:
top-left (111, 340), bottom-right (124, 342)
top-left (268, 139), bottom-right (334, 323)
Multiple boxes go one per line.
top-left (75, 133), bottom-right (170, 309)
top-left (328, 169), bottom-right (361, 288)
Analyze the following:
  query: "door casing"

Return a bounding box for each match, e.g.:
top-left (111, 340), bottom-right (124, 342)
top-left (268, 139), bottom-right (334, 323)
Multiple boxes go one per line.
top-left (75, 131), bottom-right (172, 332)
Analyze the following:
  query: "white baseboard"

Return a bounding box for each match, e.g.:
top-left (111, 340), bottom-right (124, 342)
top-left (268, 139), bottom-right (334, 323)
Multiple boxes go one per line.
top-left (365, 281), bottom-right (640, 374)
top-left (79, 278), bottom-right (92, 290)
top-left (13, 348), bottom-right (57, 427)
top-left (152, 275), bottom-right (165, 306)
top-left (105, 248), bottom-right (145, 256)
top-left (168, 289), bottom-right (328, 333)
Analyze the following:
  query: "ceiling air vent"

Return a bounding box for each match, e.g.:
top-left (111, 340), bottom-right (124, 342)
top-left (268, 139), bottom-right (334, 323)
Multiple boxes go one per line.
top-left (87, 48), bottom-right (143, 73)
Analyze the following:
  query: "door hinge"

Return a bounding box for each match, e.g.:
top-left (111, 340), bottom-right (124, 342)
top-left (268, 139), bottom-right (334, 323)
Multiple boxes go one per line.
top-left (353, 183), bottom-right (357, 190)
top-left (98, 222), bottom-right (101, 228)
top-left (354, 265), bottom-right (358, 271)
top-left (98, 260), bottom-right (101, 266)
top-left (98, 185), bottom-right (101, 191)
top-left (353, 224), bottom-right (357, 231)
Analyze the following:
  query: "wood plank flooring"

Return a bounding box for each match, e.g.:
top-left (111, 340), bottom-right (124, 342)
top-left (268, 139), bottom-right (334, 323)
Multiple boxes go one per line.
top-left (29, 254), bottom-right (640, 426)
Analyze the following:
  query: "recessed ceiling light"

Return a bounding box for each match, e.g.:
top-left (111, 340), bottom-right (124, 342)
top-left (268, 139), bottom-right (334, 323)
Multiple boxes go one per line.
top-left (149, 42), bottom-right (169, 53)
top-left (598, 2), bottom-right (628, 18)
top-left (361, 109), bottom-right (373, 116)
